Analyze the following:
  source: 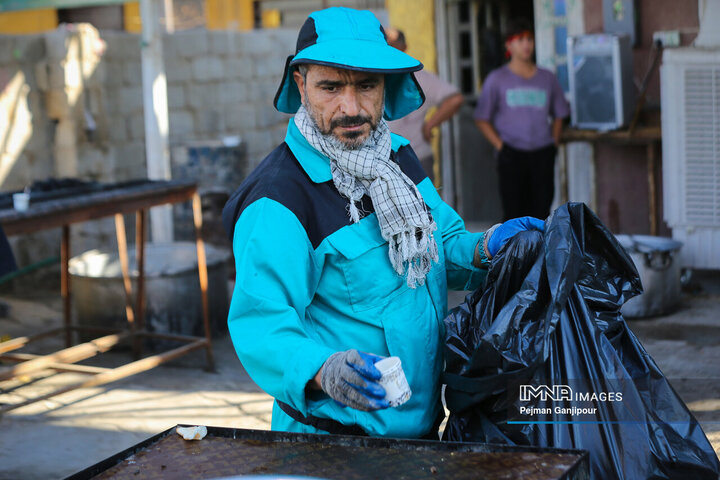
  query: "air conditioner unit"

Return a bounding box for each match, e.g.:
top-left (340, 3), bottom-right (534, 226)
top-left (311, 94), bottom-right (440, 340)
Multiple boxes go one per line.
top-left (567, 34), bottom-right (635, 130)
top-left (661, 47), bottom-right (720, 269)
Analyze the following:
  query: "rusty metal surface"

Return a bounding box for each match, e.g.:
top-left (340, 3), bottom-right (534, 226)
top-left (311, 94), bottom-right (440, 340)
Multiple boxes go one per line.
top-left (74, 427), bottom-right (588, 480)
top-left (0, 179), bottom-right (197, 236)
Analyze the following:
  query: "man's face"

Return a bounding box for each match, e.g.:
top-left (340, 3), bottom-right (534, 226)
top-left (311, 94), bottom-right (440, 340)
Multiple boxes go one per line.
top-left (293, 65), bottom-right (385, 150)
top-left (506, 33), bottom-right (535, 62)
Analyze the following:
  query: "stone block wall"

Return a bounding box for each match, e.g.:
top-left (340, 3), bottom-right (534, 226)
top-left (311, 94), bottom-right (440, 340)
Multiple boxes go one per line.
top-left (99, 27), bottom-right (295, 180)
top-left (167, 29), bottom-right (295, 168)
top-left (0, 31), bottom-right (61, 284)
top-left (0, 34), bottom-right (52, 192)
top-left (0, 24), bottom-right (296, 286)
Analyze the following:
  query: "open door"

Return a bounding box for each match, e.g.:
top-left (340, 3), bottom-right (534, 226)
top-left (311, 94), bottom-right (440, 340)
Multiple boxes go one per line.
top-left (436, 0), bottom-right (575, 223)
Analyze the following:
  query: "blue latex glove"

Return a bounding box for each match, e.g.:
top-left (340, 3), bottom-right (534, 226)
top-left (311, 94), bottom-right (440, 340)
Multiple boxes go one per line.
top-left (320, 349), bottom-right (389, 412)
top-left (487, 216), bottom-right (545, 257)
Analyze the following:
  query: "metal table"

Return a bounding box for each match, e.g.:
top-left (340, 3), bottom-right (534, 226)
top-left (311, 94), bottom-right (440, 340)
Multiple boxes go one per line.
top-left (67, 426), bottom-right (590, 480)
top-left (0, 179), bottom-right (215, 413)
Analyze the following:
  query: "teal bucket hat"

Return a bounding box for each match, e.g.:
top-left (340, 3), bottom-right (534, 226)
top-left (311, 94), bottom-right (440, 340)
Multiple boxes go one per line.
top-left (273, 7), bottom-right (425, 121)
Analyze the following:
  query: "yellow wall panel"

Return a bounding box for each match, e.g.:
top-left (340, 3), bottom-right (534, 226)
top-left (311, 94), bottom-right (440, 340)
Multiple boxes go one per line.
top-left (206, 0), bottom-right (253, 31)
top-left (386, 0), bottom-right (437, 73)
top-left (262, 9), bottom-right (281, 29)
top-left (0, 9), bottom-right (58, 34)
top-left (124, 2), bottom-right (142, 33)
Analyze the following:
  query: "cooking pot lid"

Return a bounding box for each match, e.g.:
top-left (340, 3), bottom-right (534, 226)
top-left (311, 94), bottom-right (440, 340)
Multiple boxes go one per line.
top-left (615, 234), bottom-right (683, 254)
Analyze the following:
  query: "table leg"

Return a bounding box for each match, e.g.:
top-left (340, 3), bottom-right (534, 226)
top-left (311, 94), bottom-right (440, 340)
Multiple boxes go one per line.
top-left (61, 225), bottom-right (72, 347)
top-left (192, 192), bottom-right (215, 371)
top-left (136, 209), bottom-right (146, 358)
top-left (115, 213), bottom-right (138, 359)
top-left (647, 142), bottom-right (658, 236)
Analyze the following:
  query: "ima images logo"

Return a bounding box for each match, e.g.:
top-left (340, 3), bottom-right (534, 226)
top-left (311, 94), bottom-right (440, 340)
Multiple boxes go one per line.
top-left (520, 385), bottom-right (573, 402)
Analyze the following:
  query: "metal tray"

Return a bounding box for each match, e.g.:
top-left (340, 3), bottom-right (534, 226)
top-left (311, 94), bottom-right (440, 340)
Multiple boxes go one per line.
top-left (66, 425), bottom-right (589, 480)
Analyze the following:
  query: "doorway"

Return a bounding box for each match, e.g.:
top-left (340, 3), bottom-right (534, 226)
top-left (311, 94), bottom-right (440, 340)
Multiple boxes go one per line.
top-left (438, 0), bottom-right (535, 223)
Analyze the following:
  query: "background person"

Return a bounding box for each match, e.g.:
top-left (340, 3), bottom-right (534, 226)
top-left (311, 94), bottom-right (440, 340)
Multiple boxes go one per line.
top-left (474, 18), bottom-right (570, 221)
top-left (386, 28), bottom-right (463, 184)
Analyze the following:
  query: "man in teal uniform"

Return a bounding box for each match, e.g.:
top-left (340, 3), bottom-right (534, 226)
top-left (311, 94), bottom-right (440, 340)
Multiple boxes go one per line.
top-left (222, 7), bottom-right (544, 438)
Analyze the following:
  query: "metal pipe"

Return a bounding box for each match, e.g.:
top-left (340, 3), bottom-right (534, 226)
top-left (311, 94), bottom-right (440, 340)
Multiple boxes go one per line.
top-left (69, 325), bottom-right (122, 335)
top-left (0, 327), bottom-right (64, 354)
top-left (61, 225), bottom-right (72, 347)
top-left (0, 339), bottom-right (206, 414)
top-left (648, 142), bottom-right (658, 236)
top-left (0, 256), bottom-right (59, 285)
top-left (0, 353), bottom-right (110, 375)
top-left (136, 209), bottom-right (146, 359)
top-left (192, 192), bottom-right (215, 371)
top-left (115, 213), bottom-right (138, 359)
top-left (137, 331), bottom-right (207, 342)
top-left (0, 332), bottom-right (128, 381)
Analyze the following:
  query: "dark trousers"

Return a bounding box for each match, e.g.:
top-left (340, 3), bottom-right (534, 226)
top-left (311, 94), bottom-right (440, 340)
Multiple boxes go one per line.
top-left (497, 143), bottom-right (556, 221)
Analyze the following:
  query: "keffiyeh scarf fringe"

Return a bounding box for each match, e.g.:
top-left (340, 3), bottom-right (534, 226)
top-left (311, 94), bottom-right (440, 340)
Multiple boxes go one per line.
top-left (295, 106), bottom-right (438, 288)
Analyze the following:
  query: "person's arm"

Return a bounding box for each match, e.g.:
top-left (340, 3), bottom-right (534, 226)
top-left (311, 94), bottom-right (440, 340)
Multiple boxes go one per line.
top-left (422, 92), bottom-right (464, 141)
top-left (309, 370), bottom-right (322, 389)
top-left (229, 198), bottom-right (389, 413)
top-left (552, 117), bottom-right (563, 146)
top-left (475, 119), bottom-right (503, 151)
top-left (227, 198), bottom-right (335, 415)
top-left (416, 180), bottom-right (487, 291)
top-left (549, 72), bottom-right (570, 146)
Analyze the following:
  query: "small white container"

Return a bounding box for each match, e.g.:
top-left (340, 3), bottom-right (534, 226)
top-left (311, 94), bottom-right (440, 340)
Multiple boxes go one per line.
top-left (375, 356), bottom-right (412, 407)
top-left (12, 192), bottom-right (30, 211)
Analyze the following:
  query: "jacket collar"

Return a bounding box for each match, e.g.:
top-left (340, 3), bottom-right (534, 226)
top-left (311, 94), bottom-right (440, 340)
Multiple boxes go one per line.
top-left (284, 118), bottom-right (411, 184)
top-left (285, 118), bottom-right (333, 183)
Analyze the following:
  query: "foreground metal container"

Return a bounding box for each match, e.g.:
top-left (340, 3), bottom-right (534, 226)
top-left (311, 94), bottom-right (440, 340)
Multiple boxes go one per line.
top-left (66, 426), bottom-right (589, 480)
top-left (616, 235), bottom-right (683, 318)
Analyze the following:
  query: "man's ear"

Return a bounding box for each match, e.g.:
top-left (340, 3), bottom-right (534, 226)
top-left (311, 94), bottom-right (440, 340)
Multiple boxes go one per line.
top-left (293, 70), bottom-right (306, 104)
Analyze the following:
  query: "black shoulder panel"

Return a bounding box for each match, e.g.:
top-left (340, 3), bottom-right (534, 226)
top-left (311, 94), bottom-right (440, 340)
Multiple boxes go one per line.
top-left (222, 142), bottom-right (429, 249)
top-left (394, 143), bottom-right (427, 185)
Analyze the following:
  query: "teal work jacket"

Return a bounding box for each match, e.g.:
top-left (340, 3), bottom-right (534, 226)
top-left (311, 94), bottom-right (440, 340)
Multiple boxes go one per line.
top-left (222, 119), bottom-right (486, 438)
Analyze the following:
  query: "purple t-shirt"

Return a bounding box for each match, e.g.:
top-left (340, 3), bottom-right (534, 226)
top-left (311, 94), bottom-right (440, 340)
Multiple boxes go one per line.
top-left (474, 65), bottom-right (570, 151)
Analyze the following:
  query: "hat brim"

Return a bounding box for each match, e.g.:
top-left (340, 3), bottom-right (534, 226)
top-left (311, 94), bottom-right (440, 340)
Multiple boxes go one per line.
top-left (274, 40), bottom-right (425, 121)
top-left (292, 39), bottom-right (422, 73)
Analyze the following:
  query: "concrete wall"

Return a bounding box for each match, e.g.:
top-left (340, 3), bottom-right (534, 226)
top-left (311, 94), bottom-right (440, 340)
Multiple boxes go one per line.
top-left (0, 24), bottom-right (296, 286)
top-left (0, 30), bottom-right (61, 282)
top-left (101, 27), bottom-right (295, 176)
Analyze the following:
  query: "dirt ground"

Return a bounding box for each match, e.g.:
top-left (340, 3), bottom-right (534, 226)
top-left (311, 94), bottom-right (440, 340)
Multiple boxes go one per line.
top-left (1, 275), bottom-right (719, 479)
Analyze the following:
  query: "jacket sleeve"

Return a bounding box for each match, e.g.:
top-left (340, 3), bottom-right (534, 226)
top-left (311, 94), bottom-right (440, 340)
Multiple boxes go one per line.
top-left (419, 180), bottom-right (487, 291)
top-left (227, 197), bottom-right (335, 416)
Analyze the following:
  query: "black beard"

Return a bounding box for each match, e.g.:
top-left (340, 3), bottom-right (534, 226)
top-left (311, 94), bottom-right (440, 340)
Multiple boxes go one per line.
top-left (304, 101), bottom-right (379, 150)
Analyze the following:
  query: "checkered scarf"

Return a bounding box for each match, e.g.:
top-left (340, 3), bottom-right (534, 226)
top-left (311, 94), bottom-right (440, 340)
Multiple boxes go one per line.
top-left (295, 105), bottom-right (438, 288)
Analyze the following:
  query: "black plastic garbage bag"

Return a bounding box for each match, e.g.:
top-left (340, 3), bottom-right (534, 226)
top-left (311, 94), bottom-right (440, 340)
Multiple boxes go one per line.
top-left (443, 203), bottom-right (719, 479)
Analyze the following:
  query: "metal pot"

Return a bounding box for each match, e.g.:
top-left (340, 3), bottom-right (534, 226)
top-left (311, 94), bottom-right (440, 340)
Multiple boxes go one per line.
top-left (616, 235), bottom-right (683, 318)
top-left (69, 242), bottom-right (230, 346)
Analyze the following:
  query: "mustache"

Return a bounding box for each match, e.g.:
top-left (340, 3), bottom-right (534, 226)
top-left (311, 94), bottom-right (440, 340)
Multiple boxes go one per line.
top-left (331, 115), bottom-right (372, 129)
